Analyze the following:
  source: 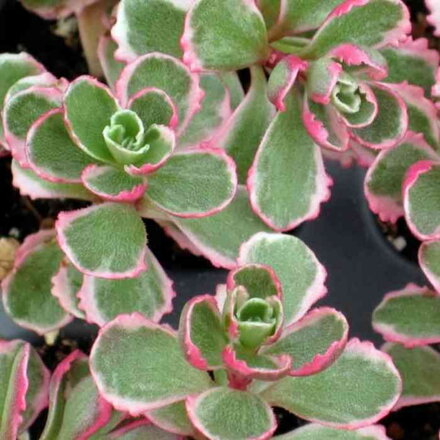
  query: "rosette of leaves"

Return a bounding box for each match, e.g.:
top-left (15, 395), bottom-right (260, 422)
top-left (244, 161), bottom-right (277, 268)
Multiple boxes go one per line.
top-left (90, 233), bottom-right (402, 440)
top-left (4, 52), bottom-right (238, 281)
top-left (0, 339), bottom-right (49, 440)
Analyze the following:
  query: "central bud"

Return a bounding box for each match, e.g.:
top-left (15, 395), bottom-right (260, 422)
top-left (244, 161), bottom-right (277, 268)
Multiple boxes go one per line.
top-left (331, 73), bottom-right (362, 114)
top-left (103, 110), bottom-right (150, 165)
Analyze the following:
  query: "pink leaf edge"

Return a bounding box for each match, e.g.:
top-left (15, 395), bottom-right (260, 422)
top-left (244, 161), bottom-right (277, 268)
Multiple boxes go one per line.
top-left (419, 240), bottom-right (440, 293)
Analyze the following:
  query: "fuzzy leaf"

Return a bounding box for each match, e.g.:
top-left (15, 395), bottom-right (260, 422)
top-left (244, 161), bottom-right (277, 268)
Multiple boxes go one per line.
top-left (27, 109), bottom-right (96, 183)
top-left (2, 231), bottom-right (72, 335)
top-left (11, 160), bottom-right (96, 202)
top-left (116, 53), bottom-right (202, 133)
top-left (40, 350), bottom-right (113, 440)
top-left (51, 261), bottom-right (85, 319)
top-left (373, 284), bottom-right (440, 347)
top-left (380, 38), bottom-right (439, 95)
top-left (187, 387), bottom-right (276, 440)
top-left (364, 133), bottom-right (438, 223)
top-left (147, 401), bottom-right (195, 436)
top-left (108, 420), bottom-right (181, 439)
top-left (306, 57), bottom-right (342, 106)
top-left (4, 86), bottom-right (62, 166)
top-left (403, 161), bottom-right (440, 240)
top-left (98, 36), bottom-right (125, 91)
top-left (0, 53), bottom-right (44, 146)
top-left (261, 338), bottom-right (401, 428)
top-left (238, 232), bottom-right (327, 325)
top-left (269, 0), bottom-right (345, 37)
top-left (249, 91), bottom-right (331, 231)
top-left (112, 0), bottom-right (191, 62)
top-left (262, 307), bottom-right (348, 376)
top-left (179, 73), bottom-right (231, 147)
top-left (164, 187), bottom-right (271, 269)
top-left (64, 76), bottom-right (119, 163)
top-left (302, 0), bottom-right (410, 59)
top-left (179, 295), bottom-right (227, 370)
top-left (56, 203), bottom-right (147, 279)
top-left (351, 84), bottom-right (408, 149)
top-left (215, 66), bottom-right (275, 184)
top-left (145, 148), bottom-right (237, 217)
top-left (0, 340), bottom-right (49, 439)
top-left (81, 165), bottom-right (146, 202)
top-left (182, 0), bottom-right (269, 71)
top-left (419, 240), bottom-right (440, 293)
top-left (19, 0), bottom-right (95, 19)
top-left (90, 314), bottom-right (213, 414)
top-left (382, 343), bottom-right (440, 410)
top-left (78, 248), bottom-right (174, 326)
top-left (274, 423), bottom-right (390, 439)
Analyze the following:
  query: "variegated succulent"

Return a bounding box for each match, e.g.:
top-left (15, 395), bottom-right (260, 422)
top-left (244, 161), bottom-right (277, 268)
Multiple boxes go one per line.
top-left (89, 233), bottom-right (402, 439)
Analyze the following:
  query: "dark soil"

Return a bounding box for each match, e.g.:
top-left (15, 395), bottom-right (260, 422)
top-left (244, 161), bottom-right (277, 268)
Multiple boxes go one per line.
top-left (0, 0), bottom-right (438, 438)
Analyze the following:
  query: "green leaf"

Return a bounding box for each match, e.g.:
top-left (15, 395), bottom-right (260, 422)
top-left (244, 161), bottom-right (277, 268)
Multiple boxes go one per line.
top-left (81, 165), bottom-right (146, 202)
top-left (51, 261), bottom-right (85, 319)
top-left (56, 203), bottom-right (147, 279)
top-left (187, 387), bottom-right (276, 440)
top-left (373, 284), bottom-right (440, 347)
top-left (116, 53), bottom-right (202, 133)
top-left (239, 232), bottom-right (327, 325)
top-left (419, 240), bottom-right (440, 293)
top-left (182, 0), bottom-right (269, 71)
top-left (249, 91), bottom-right (330, 231)
top-left (179, 295), bottom-right (227, 370)
top-left (147, 401), bottom-right (195, 436)
top-left (98, 36), bottom-right (125, 91)
top-left (380, 38), bottom-right (439, 96)
top-left (274, 423), bottom-right (390, 439)
top-left (146, 148), bottom-right (236, 217)
top-left (351, 84), bottom-right (408, 149)
top-left (11, 160), bottom-right (96, 202)
top-left (165, 187), bottom-right (271, 269)
top-left (112, 0), bottom-right (191, 61)
top-left (64, 76), bottom-right (119, 163)
top-left (364, 133), bottom-right (438, 223)
top-left (403, 161), bottom-right (440, 240)
top-left (216, 66), bottom-right (275, 184)
top-left (27, 109), bottom-right (96, 183)
top-left (262, 307), bottom-right (348, 376)
top-left (261, 339), bottom-right (401, 428)
top-left (2, 231), bottom-right (72, 334)
top-left (90, 314), bottom-right (213, 413)
top-left (302, 0), bottom-right (410, 59)
top-left (107, 420), bottom-right (181, 439)
top-left (219, 72), bottom-right (244, 110)
top-left (78, 248), bottom-right (174, 326)
top-left (383, 343), bottom-right (440, 410)
top-left (179, 73), bottom-right (231, 147)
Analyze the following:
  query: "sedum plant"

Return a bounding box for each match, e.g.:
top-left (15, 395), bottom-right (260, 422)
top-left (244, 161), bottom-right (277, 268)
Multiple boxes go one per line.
top-left (89, 233), bottom-right (402, 440)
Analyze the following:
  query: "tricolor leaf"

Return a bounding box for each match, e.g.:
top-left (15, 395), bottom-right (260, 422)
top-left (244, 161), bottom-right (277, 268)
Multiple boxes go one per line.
top-left (306, 57), bottom-right (342, 106)
top-left (2, 231), bottom-right (72, 335)
top-left (112, 0), bottom-right (191, 62)
top-left (90, 314), bottom-right (213, 414)
top-left (262, 307), bottom-right (348, 376)
top-left (186, 387), bottom-right (276, 440)
top-left (98, 36), bottom-right (125, 91)
top-left (78, 248), bottom-right (174, 326)
top-left (249, 91), bottom-right (331, 231)
top-left (179, 295), bottom-right (227, 370)
top-left (373, 284), bottom-right (440, 347)
top-left (145, 148), bottom-right (237, 217)
top-left (419, 240), bottom-right (440, 293)
top-left (214, 66), bottom-right (275, 183)
top-left (382, 343), bottom-right (440, 410)
top-left (56, 203), bottom-right (147, 279)
top-left (147, 401), bottom-right (195, 436)
top-left (182, 0), bottom-right (269, 71)
top-left (107, 419), bottom-right (181, 439)
top-left (116, 53), bottom-right (202, 133)
top-left (403, 161), bottom-right (440, 240)
top-left (238, 232), bottom-right (327, 325)
top-left (302, 0), bottom-right (410, 59)
top-left (364, 132), bottom-right (438, 223)
top-left (261, 338), bottom-right (401, 429)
